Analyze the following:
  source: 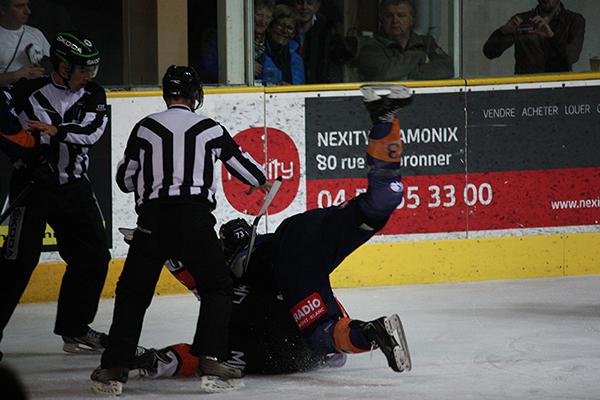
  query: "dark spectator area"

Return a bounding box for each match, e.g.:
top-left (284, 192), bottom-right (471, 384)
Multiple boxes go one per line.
top-left (1, 0), bottom-right (598, 89)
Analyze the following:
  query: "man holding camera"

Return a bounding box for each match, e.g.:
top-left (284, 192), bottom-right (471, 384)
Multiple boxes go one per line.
top-left (0, 31), bottom-right (111, 361)
top-left (483, 0), bottom-right (585, 74)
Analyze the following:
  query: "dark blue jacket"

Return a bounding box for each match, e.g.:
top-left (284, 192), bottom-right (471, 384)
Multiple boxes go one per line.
top-left (261, 40), bottom-right (305, 85)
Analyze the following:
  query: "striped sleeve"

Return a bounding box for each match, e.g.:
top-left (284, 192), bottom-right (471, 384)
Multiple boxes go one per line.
top-left (55, 83), bottom-right (108, 146)
top-left (218, 126), bottom-right (266, 187)
top-left (0, 89), bottom-right (23, 134)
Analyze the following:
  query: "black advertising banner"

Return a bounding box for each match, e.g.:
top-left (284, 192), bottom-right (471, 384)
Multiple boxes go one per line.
top-left (465, 86), bottom-right (600, 232)
top-left (305, 86), bottom-right (600, 236)
top-left (305, 92), bottom-right (466, 180)
top-left (0, 107), bottom-right (113, 251)
top-left (305, 92), bottom-right (468, 234)
top-left (467, 86), bottom-right (600, 172)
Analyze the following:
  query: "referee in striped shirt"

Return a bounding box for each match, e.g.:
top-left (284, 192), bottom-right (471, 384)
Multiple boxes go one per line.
top-left (0, 31), bottom-right (111, 357)
top-left (93, 65), bottom-right (271, 393)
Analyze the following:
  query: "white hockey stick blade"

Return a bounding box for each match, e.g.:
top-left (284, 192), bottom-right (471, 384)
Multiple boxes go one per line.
top-left (91, 380), bottom-right (123, 396)
top-left (199, 376), bottom-right (244, 393)
top-left (385, 314), bottom-right (412, 372)
top-left (255, 176), bottom-right (283, 220)
top-left (360, 84), bottom-right (412, 101)
top-left (244, 177), bottom-right (283, 270)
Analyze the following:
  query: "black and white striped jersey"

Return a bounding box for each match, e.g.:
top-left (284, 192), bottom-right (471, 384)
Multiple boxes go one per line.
top-left (10, 76), bottom-right (108, 185)
top-left (116, 105), bottom-right (267, 208)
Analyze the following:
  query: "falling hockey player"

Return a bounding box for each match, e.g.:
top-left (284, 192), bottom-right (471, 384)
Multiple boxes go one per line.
top-left (129, 85), bottom-right (414, 386)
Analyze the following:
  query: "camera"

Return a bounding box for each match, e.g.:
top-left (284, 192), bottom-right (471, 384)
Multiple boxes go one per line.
top-left (516, 23), bottom-right (535, 34)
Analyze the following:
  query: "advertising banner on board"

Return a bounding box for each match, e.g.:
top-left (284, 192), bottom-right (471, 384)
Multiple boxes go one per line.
top-left (303, 85), bottom-right (600, 236)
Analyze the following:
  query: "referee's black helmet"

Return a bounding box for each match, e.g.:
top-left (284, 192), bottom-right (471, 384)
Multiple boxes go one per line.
top-left (162, 65), bottom-right (204, 109)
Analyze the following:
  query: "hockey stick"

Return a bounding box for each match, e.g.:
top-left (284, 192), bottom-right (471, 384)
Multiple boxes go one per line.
top-left (0, 182), bottom-right (34, 225)
top-left (243, 176), bottom-right (283, 270)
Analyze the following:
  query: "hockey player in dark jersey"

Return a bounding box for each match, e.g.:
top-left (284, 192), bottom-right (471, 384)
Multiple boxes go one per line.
top-left (130, 85), bottom-right (413, 379)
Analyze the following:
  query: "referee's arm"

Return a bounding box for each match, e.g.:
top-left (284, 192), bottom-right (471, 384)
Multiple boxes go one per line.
top-left (54, 83), bottom-right (108, 146)
top-left (218, 128), bottom-right (267, 188)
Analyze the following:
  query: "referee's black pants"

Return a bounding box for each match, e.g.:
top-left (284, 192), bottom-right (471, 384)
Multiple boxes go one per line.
top-left (0, 170), bottom-right (110, 342)
top-left (101, 199), bottom-right (233, 369)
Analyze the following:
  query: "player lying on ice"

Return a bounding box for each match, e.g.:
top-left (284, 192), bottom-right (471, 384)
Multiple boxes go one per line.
top-left (127, 85), bottom-right (414, 381)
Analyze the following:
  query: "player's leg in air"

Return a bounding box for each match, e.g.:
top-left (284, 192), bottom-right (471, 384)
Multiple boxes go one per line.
top-left (294, 85), bottom-right (413, 373)
top-left (357, 84), bottom-right (411, 227)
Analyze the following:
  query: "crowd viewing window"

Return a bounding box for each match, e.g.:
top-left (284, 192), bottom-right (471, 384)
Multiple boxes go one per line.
top-left (3, 0), bottom-right (597, 90)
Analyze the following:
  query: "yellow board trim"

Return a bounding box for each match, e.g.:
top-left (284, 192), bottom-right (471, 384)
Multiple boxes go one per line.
top-left (20, 232), bottom-right (600, 303)
top-left (106, 74), bottom-right (600, 99)
top-left (330, 232), bottom-right (600, 287)
top-left (466, 72), bottom-right (600, 86)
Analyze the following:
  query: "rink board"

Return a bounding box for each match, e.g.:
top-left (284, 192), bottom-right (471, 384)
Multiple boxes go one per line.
top-left (3, 75), bottom-right (599, 303)
top-left (21, 231), bottom-right (600, 302)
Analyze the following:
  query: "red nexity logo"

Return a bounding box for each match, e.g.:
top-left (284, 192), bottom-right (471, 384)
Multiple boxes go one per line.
top-left (222, 127), bottom-right (299, 215)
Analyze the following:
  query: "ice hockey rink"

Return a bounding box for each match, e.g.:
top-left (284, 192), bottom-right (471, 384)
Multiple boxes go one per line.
top-left (2, 275), bottom-right (600, 400)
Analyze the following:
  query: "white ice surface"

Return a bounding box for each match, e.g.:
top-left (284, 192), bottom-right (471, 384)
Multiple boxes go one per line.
top-left (2, 275), bottom-right (600, 399)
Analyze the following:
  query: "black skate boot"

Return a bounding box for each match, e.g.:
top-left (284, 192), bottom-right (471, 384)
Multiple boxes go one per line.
top-left (62, 327), bottom-right (108, 354)
top-left (198, 355), bottom-right (243, 379)
top-left (198, 355), bottom-right (244, 393)
top-left (130, 346), bottom-right (158, 373)
top-left (361, 85), bottom-right (411, 169)
top-left (360, 84), bottom-right (413, 124)
top-left (352, 314), bottom-right (412, 373)
top-left (90, 366), bottom-right (129, 396)
top-left (131, 346), bottom-right (179, 378)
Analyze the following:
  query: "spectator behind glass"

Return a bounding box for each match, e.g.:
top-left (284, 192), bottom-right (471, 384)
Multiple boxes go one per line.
top-left (357, 0), bottom-right (453, 82)
top-left (27, 0), bottom-right (74, 48)
top-left (0, 0), bottom-right (49, 86)
top-left (260, 4), bottom-right (305, 85)
top-left (483, 0), bottom-right (585, 75)
top-left (254, 0), bottom-right (274, 80)
top-left (290, 0), bottom-right (335, 83)
top-left (198, 26), bottom-right (218, 83)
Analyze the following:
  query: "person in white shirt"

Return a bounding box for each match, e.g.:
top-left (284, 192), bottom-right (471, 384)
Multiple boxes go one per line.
top-left (0, 0), bottom-right (49, 86)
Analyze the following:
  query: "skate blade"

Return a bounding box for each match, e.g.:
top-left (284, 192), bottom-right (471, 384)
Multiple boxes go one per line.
top-left (199, 376), bottom-right (244, 393)
top-left (91, 380), bottom-right (123, 396)
top-left (384, 314), bottom-right (412, 372)
top-left (117, 227), bottom-right (135, 241)
top-left (63, 342), bottom-right (103, 354)
top-left (360, 84), bottom-right (412, 100)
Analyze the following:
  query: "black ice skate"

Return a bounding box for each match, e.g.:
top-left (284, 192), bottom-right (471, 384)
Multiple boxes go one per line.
top-left (62, 327), bottom-right (108, 354)
top-left (131, 346), bottom-right (179, 378)
top-left (90, 366), bottom-right (129, 396)
top-left (198, 355), bottom-right (244, 393)
top-left (354, 313), bottom-right (412, 373)
top-left (360, 84), bottom-right (413, 124)
top-left (130, 346), bottom-right (159, 374)
top-left (198, 355), bottom-right (243, 379)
